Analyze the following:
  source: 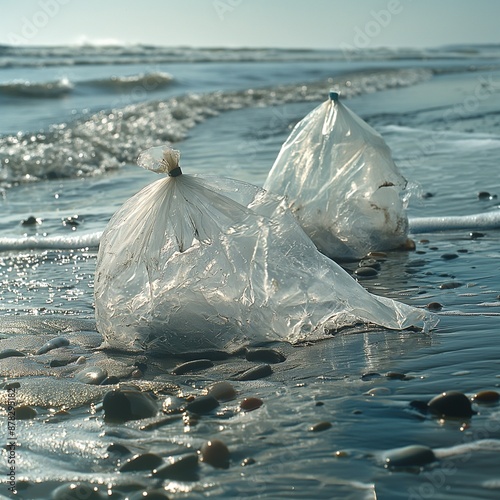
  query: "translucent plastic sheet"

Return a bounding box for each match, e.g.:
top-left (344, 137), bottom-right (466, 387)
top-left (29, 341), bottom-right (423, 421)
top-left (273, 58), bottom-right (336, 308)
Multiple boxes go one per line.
top-left (94, 147), bottom-right (434, 355)
top-left (264, 92), bottom-right (409, 260)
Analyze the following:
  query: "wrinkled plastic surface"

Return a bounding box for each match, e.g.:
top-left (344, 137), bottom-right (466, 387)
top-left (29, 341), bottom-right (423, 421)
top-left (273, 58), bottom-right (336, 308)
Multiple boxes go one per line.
top-left (264, 94), bottom-right (409, 260)
top-left (94, 147), bottom-right (433, 355)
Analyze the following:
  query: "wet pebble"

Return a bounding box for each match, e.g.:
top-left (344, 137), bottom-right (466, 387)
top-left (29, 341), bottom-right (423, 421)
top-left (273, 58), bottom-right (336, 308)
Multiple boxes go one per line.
top-left (131, 368), bottom-right (143, 379)
top-left (185, 395), bottom-right (219, 414)
top-left (439, 282), bottom-right (463, 289)
top-left (361, 372), bottom-right (381, 381)
top-left (383, 444), bottom-right (436, 468)
top-left (119, 453), bottom-right (163, 472)
top-left (0, 348), bottom-right (25, 360)
top-left (309, 421), bottom-right (332, 432)
top-left (441, 253), bottom-right (459, 260)
top-left (102, 389), bottom-right (158, 422)
top-left (36, 336), bottom-right (70, 355)
top-left (106, 443), bottom-right (131, 456)
top-left (240, 397), bottom-right (263, 412)
top-left (21, 216), bottom-right (40, 226)
top-left (245, 348), bottom-right (286, 364)
top-left (354, 266), bottom-right (378, 277)
top-left (366, 251), bottom-right (387, 260)
top-left (233, 363), bottom-right (273, 381)
top-left (207, 381), bottom-right (237, 402)
top-left (426, 302), bottom-right (443, 311)
top-left (469, 231), bottom-right (485, 239)
top-left (478, 191), bottom-right (497, 200)
top-left (153, 454), bottom-right (199, 481)
top-left (1, 381), bottom-right (20, 390)
top-left (52, 483), bottom-right (104, 500)
top-left (358, 258), bottom-right (381, 270)
top-left (365, 387), bottom-right (391, 396)
top-left (200, 439), bottom-right (230, 469)
top-left (241, 457), bottom-right (256, 466)
top-left (162, 395), bottom-right (187, 414)
top-left (100, 376), bottom-right (120, 385)
top-left (49, 357), bottom-right (80, 368)
top-left (76, 366), bottom-right (108, 385)
top-left (385, 372), bottom-right (407, 380)
top-left (471, 390), bottom-right (500, 404)
top-left (428, 391), bottom-right (474, 418)
top-left (172, 359), bottom-right (214, 375)
top-left (15, 405), bottom-right (37, 420)
top-left (62, 215), bottom-right (80, 227)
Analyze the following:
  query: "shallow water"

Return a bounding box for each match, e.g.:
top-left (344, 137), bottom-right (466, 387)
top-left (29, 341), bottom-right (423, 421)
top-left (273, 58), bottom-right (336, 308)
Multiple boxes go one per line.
top-left (0, 45), bottom-right (500, 499)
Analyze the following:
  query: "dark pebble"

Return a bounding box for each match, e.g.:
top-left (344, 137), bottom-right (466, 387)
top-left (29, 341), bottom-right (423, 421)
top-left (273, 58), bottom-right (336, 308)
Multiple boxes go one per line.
top-left (119, 453), bottom-right (163, 472)
top-left (240, 397), bottom-right (263, 412)
top-left (0, 348), bottom-right (26, 360)
top-left (185, 395), bottom-right (219, 414)
top-left (131, 369), bottom-right (143, 379)
top-left (15, 405), bottom-right (37, 420)
top-left (358, 258), bottom-right (381, 270)
top-left (352, 409), bottom-right (363, 415)
top-left (441, 253), bottom-right (459, 260)
top-left (153, 454), bottom-right (199, 481)
top-left (241, 457), bottom-right (256, 466)
top-left (233, 363), bottom-right (273, 381)
top-left (107, 443), bottom-right (131, 456)
top-left (471, 390), bottom-right (500, 404)
top-left (439, 282), bottom-right (463, 289)
top-left (176, 349), bottom-right (230, 361)
top-left (426, 302), bottom-right (443, 311)
top-left (384, 444), bottom-right (436, 468)
top-left (245, 348), bottom-right (286, 364)
top-left (361, 372), bottom-right (381, 381)
top-left (63, 215), bottom-right (80, 227)
top-left (409, 400), bottom-right (429, 413)
top-left (36, 336), bottom-right (70, 355)
top-left (428, 391), bottom-right (474, 418)
top-left (76, 366), bottom-right (108, 385)
top-left (422, 192), bottom-right (434, 199)
top-left (457, 249), bottom-right (468, 253)
top-left (385, 372), bottom-right (407, 380)
top-left (1, 381), bottom-right (21, 390)
top-left (103, 389), bottom-right (158, 422)
top-left (200, 439), bottom-right (230, 469)
top-left (315, 401), bottom-right (324, 406)
top-left (49, 357), bottom-right (80, 368)
top-left (100, 376), bottom-right (120, 385)
top-left (478, 191), bottom-right (497, 200)
top-left (309, 421), bottom-right (332, 432)
top-left (21, 216), bottom-right (39, 226)
top-left (470, 231), bottom-right (485, 239)
top-left (52, 483), bottom-right (103, 500)
top-left (366, 251), bottom-right (387, 260)
top-left (172, 359), bottom-right (214, 375)
top-left (354, 266), bottom-right (378, 277)
top-left (162, 395), bottom-right (186, 414)
top-left (207, 381), bottom-right (237, 402)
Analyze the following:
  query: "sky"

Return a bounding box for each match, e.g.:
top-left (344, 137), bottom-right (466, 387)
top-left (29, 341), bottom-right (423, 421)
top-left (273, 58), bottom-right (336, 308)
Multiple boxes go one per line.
top-left (1, 0), bottom-right (500, 49)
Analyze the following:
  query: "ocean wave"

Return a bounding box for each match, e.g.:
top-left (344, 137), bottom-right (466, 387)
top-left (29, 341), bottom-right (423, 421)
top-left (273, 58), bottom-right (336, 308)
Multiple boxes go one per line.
top-left (0, 67), bottom-right (431, 187)
top-left (86, 71), bottom-right (174, 89)
top-left (0, 77), bottom-right (73, 98)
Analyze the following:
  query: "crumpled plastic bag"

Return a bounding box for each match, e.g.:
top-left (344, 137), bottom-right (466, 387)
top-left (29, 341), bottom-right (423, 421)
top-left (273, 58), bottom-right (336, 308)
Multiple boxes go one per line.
top-left (94, 146), bottom-right (434, 355)
top-left (263, 91), bottom-right (409, 261)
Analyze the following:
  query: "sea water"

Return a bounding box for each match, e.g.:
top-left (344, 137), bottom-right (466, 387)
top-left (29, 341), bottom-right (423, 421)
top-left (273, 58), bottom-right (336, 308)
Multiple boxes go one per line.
top-left (0, 44), bottom-right (500, 499)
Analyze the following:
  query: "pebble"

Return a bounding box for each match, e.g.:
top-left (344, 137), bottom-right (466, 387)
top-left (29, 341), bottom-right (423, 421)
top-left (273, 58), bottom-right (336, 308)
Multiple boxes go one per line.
top-left (358, 258), bottom-right (381, 270)
top-left (185, 395), bottom-right (219, 414)
top-left (0, 348), bottom-right (25, 360)
top-left (162, 395), bottom-right (187, 414)
top-left (402, 238), bottom-right (416, 251)
top-left (76, 366), bottom-right (108, 385)
top-left (428, 391), bottom-right (474, 418)
top-left (106, 443), bottom-right (131, 456)
top-left (469, 231), bottom-right (485, 239)
top-left (52, 483), bottom-right (104, 500)
top-left (1, 381), bottom-right (20, 390)
top-left (478, 191), bottom-right (496, 200)
top-left (102, 389), bottom-right (158, 422)
top-left (207, 381), bottom-right (237, 402)
top-left (233, 363), bottom-right (273, 381)
top-left (49, 357), bottom-right (80, 368)
top-left (383, 444), bottom-right (436, 468)
top-left (36, 336), bottom-right (70, 355)
top-left (62, 215), bottom-right (80, 227)
top-left (426, 302), bottom-right (443, 311)
top-left (385, 372), bottom-right (407, 380)
top-left (239, 397), bottom-right (263, 412)
top-left (200, 439), bottom-right (230, 469)
top-left (309, 421), bottom-right (332, 432)
top-left (131, 369), bottom-right (143, 379)
top-left (366, 251), bottom-right (387, 260)
top-left (100, 376), bottom-right (120, 385)
top-left (365, 387), bottom-right (391, 396)
top-left (15, 405), bottom-right (37, 420)
top-left (439, 282), bottom-right (463, 289)
top-left (241, 457), bottom-right (256, 466)
top-left (172, 359), bottom-right (214, 375)
top-left (119, 453), bottom-right (163, 472)
top-left (441, 253), bottom-right (459, 260)
top-left (245, 348), bottom-right (286, 364)
top-left (153, 454), bottom-right (199, 481)
top-left (354, 266), bottom-right (378, 277)
top-left (471, 390), bottom-right (500, 404)
top-left (361, 372), bottom-right (381, 381)
top-left (21, 216), bottom-right (39, 226)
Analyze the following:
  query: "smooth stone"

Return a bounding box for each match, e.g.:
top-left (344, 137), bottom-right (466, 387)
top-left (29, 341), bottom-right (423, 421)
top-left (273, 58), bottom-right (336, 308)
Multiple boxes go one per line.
top-left (245, 348), bottom-right (286, 364)
top-left (384, 445), bottom-right (436, 468)
top-left (119, 453), bottom-right (163, 472)
top-left (361, 372), bottom-right (381, 381)
top-left (100, 376), bottom-right (120, 385)
top-left (207, 381), bottom-right (237, 402)
top-left (15, 405), bottom-right (37, 420)
top-left (469, 231), bottom-right (485, 239)
top-left (441, 253), bottom-right (459, 260)
top-left (185, 395), bottom-right (219, 415)
top-left (241, 457), bottom-right (256, 466)
top-left (428, 391), bottom-right (474, 418)
top-left (426, 302), bottom-right (443, 311)
top-left (162, 395), bottom-right (186, 414)
top-left (49, 357), bottom-right (80, 368)
top-left (21, 216), bottom-right (39, 226)
top-left (106, 443), bottom-right (131, 456)
top-left (36, 336), bottom-right (70, 355)
top-left (366, 251), bottom-right (387, 260)
top-left (354, 266), bottom-right (378, 277)
top-left (200, 439), bottom-right (230, 469)
top-left (232, 363), bottom-right (273, 381)
top-left (409, 400), bottom-right (429, 413)
top-left (131, 369), bottom-right (143, 379)
top-left (239, 397), bottom-right (263, 412)
top-left (439, 282), bottom-right (463, 289)
top-left (128, 491), bottom-right (170, 500)
top-left (172, 359), bottom-right (214, 375)
top-left (103, 389), bottom-right (158, 422)
top-left (358, 258), bottom-right (381, 270)
top-left (0, 348), bottom-right (25, 359)
top-left (478, 191), bottom-right (496, 200)
top-left (471, 390), bottom-right (500, 404)
top-left (309, 421), bottom-right (332, 432)
top-left (76, 366), bottom-right (108, 385)
top-left (365, 387), bottom-right (391, 396)
top-left (52, 483), bottom-right (103, 500)
top-left (385, 372), bottom-right (407, 380)
top-left (153, 454), bottom-right (199, 481)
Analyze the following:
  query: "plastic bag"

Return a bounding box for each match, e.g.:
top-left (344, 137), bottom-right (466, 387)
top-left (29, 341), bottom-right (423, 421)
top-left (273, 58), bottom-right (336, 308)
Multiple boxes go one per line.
top-left (264, 91), bottom-right (409, 261)
top-left (94, 146), bottom-right (433, 355)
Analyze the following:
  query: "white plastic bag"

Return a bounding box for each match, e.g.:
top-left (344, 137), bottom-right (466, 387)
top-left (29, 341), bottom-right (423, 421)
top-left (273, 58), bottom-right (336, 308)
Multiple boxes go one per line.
top-left (264, 91), bottom-right (409, 260)
top-left (94, 146), bottom-right (433, 355)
